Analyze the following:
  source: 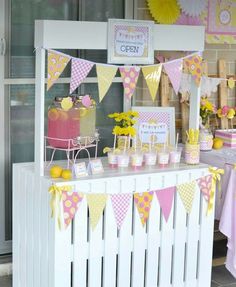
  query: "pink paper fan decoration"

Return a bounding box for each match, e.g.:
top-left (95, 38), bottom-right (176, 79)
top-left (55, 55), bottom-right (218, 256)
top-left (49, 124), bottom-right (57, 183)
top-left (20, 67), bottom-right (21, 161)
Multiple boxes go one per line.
top-left (176, 13), bottom-right (202, 26)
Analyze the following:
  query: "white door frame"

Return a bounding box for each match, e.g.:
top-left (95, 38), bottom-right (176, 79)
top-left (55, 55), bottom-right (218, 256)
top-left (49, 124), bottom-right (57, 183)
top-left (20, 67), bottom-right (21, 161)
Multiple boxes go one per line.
top-left (0, 0), bottom-right (11, 255)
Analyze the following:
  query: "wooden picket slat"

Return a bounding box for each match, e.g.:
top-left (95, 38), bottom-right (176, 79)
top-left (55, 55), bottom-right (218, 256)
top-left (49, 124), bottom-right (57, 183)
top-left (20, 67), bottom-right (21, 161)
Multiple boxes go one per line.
top-left (218, 59), bottom-right (228, 129)
top-left (160, 72), bottom-right (170, 107)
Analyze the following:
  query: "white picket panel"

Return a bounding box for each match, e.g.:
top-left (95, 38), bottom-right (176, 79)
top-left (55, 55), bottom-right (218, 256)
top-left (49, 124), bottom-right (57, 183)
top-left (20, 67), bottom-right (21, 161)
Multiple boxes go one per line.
top-left (13, 163), bottom-right (214, 287)
top-left (117, 177), bottom-right (134, 287)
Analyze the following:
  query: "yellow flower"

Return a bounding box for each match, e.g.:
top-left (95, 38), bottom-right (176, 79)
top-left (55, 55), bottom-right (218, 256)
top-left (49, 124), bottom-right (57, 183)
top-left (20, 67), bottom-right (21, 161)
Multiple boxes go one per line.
top-left (227, 108), bottom-right (235, 119)
top-left (217, 108), bottom-right (223, 118)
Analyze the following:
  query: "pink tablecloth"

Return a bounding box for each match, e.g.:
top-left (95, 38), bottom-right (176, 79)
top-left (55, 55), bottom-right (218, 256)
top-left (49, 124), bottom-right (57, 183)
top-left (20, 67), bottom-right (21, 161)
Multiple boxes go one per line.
top-left (200, 148), bottom-right (236, 277)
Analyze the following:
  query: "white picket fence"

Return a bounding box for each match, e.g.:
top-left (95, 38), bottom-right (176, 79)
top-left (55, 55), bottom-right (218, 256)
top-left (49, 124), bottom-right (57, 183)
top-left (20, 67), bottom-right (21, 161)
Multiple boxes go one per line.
top-left (13, 163), bottom-right (214, 287)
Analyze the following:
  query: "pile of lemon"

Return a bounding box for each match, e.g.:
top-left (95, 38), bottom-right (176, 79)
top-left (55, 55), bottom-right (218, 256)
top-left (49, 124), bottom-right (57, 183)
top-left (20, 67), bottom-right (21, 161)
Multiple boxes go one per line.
top-left (50, 165), bottom-right (72, 180)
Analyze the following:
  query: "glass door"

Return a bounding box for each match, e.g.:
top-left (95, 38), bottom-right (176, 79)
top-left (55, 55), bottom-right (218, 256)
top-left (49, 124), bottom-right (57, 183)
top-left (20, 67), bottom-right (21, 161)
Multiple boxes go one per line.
top-left (0, 0), bottom-right (133, 254)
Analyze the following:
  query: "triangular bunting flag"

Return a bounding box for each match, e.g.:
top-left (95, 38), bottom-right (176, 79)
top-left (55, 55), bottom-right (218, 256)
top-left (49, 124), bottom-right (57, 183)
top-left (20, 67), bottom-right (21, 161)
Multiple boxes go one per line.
top-left (196, 175), bottom-right (212, 202)
top-left (134, 191), bottom-right (154, 226)
top-left (111, 193), bottom-right (132, 229)
top-left (177, 181), bottom-right (196, 213)
top-left (164, 59), bottom-right (183, 95)
top-left (70, 58), bottom-right (94, 94)
top-left (96, 64), bottom-right (117, 102)
top-left (62, 191), bottom-right (84, 228)
top-left (155, 186), bottom-right (176, 222)
top-left (184, 54), bottom-right (203, 87)
top-left (87, 194), bottom-right (108, 230)
top-left (142, 64), bottom-right (162, 101)
top-left (47, 50), bottom-right (71, 91)
top-left (119, 66), bottom-right (140, 99)
top-left (200, 76), bottom-right (221, 97)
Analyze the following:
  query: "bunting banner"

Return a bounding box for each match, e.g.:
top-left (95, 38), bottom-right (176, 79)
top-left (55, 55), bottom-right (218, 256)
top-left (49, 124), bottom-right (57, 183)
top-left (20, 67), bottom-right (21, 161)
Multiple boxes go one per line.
top-left (196, 175), bottom-right (212, 202)
top-left (155, 186), bottom-right (176, 222)
top-left (86, 193), bottom-right (108, 230)
top-left (200, 76), bottom-right (221, 97)
top-left (47, 50), bottom-right (71, 91)
top-left (142, 64), bottom-right (162, 101)
top-left (62, 191), bottom-right (84, 228)
top-left (111, 193), bottom-right (132, 229)
top-left (184, 54), bottom-right (203, 87)
top-left (96, 64), bottom-right (118, 102)
top-left (134, 191), bottom-right (154, 226)
top-left (119, 66), bottom-right (140, 99)
top-left (177, 181), bottom-right (196, 214)
top-left (70, 58), bottom-right (94, 94)
top-left (163, 59), bottom-right (183, 95)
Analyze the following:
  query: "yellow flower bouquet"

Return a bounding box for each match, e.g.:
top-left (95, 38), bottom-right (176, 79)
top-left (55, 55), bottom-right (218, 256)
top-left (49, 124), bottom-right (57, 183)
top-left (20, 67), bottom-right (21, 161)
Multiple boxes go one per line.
top-left (108, 110), bottom-right (139, 137)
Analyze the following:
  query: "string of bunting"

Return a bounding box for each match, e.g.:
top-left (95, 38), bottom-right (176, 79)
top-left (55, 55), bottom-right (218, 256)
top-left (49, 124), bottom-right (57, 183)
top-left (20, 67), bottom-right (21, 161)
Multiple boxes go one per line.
top-left (49, 168), bottom-right (224, 231)
top-left (46, 48), bottom-right (236, 103)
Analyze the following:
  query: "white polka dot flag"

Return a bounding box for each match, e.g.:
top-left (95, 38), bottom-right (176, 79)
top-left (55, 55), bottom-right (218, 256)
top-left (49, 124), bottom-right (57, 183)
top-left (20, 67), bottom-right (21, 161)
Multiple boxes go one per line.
top-left (177, 181), bottom-right (196, 214)
top-left (62, 191), bottom-right (84, 228)
top-left (86, 194), bottom-right (108, 230)
top-left (163, 59), bottom-right (183, 95)
top-left (47, 50), bottom-right (71, 91)
top-left (142, 64), bottom-right (162, 102)
top-left (119, 66), bottom-right (140, 99)
top-left (155, 186), bottom-right (176, 222)
top-left (70, 58), bottom-right (94, 94)
top-left (110, 193), bottom-right (132, 230)
top-left (96, 64), bottom-right (118, 102)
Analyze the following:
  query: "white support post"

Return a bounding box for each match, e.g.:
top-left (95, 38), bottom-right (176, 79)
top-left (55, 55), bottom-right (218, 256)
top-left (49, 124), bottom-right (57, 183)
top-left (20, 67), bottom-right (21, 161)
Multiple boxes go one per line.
top-left (189, 81), bottom-right (201, 130)
top-left (35, 48), bottom-right (46, 176)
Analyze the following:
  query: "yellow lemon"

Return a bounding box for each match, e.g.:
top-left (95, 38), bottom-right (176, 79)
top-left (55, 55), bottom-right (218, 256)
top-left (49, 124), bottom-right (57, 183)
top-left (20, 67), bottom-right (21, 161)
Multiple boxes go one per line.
top-left (48, 108), bottom-right (59, 121)
top-left (103, 147), bottom-right (111, 154)
top-left (61, 169), bottom-right (72, 180)
top-left (213, 138), bottom-right (223, 150)
top-left (50, 165), bottom-right (63, 178)
top-left (80, 108), bottom-right (88, 118)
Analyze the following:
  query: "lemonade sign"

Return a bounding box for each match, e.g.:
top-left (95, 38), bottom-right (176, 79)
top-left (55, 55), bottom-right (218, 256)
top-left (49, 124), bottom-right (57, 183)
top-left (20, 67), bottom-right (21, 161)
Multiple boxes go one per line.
top-left (139, 122), bottom-right (168, 144)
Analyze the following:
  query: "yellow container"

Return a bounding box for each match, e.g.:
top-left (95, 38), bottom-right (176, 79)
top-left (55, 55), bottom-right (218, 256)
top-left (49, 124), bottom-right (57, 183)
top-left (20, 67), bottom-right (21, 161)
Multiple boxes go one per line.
top-left (185, 143), bottom-right (200, 165)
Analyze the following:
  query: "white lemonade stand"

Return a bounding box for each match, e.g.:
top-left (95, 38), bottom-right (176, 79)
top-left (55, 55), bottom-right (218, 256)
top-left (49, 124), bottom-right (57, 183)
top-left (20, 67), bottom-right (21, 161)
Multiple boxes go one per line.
top-left (13, 21), bottom-right (215, 287)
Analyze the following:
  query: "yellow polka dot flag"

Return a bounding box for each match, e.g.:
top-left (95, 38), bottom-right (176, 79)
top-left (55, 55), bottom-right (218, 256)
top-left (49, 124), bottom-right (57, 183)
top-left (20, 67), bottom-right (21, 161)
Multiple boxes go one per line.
top-left (62, 191), bottom-right (84, 228)
top-left (184, 54), bottom-right (203, 87)
top-left (86, 194), bottom-right (108, 230)
top-left (177, 181), bottom-right (196, 214)
top-left (134, 191), bottom-right (154, 226)
top-left (142, 64), bottom-right (162, 102)
top-left (47, 50), bottom-right (71, 91)
top-left (96, 64), bottom-right (118, 102)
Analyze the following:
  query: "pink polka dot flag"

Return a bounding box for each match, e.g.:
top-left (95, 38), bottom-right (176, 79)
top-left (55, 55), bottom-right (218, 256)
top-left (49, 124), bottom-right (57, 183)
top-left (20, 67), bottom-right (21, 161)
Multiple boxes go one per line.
top-left (119, 66), bottom-right (140, 99)
top-left (62, 191), bottom-right (84, 228)
top-left (134, 191), bottom-right (154, 226)
top-left (111, 193), bottom-right (132, 230)
top-left (163, 59), bottom-right (183, 95)
top-left (196, 174), bottom-right (212, 202)
top-left (70, 58), bottom-right (94, 94)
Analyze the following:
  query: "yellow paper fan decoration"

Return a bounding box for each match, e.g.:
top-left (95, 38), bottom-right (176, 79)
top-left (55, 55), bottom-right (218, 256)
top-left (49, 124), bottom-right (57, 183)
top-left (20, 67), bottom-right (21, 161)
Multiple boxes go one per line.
top-left (147, 0), bottom-right (180, 24)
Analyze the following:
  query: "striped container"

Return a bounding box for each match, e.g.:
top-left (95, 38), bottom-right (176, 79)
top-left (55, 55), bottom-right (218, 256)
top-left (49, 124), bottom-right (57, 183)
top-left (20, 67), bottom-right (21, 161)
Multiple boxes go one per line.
top-left (215, 129), bottom-right (236, 148)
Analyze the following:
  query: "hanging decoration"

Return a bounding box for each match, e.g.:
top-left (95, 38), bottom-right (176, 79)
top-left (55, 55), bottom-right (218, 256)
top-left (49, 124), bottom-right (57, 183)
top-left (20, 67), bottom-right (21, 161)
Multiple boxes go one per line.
top-left (177, 181), bottom-right (196, 213)
top-left (45, 49), bottom-right (236, 103)
top-left (155, 187), bottom-right (176, 222)
top-left (119, 66), bottom-right (140, 100)
top-left (175, 13), bottom-right (202, 26)
top-left (62, 191), bottom-right (83, 228)
top-left (147, 0), bottom-right (181, 24)
top-left (96, 64), bottom-right (118, 102)
top-left (178, 0), bottom-right (207, 17)
top-left (142, 64), bottom-right (162, 101)
top-left (86, 194), bottom-right (108, 230)
top-left (70, 58), bottom-right (94, 94)
top-left (47, 50), bottom-right (71, 91)
top-left (184, 54), bottom-right (203, 86)
top-left (163, 59), bottom-right (183, 95)
top-left (110, 193), bottom-right (132, 230)
top-left (48, 168), bottom-right (225, 231)
top-left (134, 191), bottom-right (154, 226)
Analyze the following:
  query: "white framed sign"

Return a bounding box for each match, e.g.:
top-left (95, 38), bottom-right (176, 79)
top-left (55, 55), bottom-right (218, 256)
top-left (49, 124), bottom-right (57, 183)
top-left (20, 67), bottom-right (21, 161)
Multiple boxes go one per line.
top-left (132, 106), bottom-right (176, 145)
top-left (107, 19), bottom-right (154, 64)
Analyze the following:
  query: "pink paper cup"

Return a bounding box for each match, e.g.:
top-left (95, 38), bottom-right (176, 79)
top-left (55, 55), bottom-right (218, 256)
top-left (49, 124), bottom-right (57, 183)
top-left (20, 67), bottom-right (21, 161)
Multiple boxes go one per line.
top-left (131, 153), bottom-right (143, 170)
top-left (157, 151), bottom-right (169, 167)
top-left (117, 154), bottom-right (130, 169)
top-left (108, 152), bottom-right (118, 168)
top-left (169, 147), bottom-right (182, 167)
top-left (144, 152), bottom-right (157, 166)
